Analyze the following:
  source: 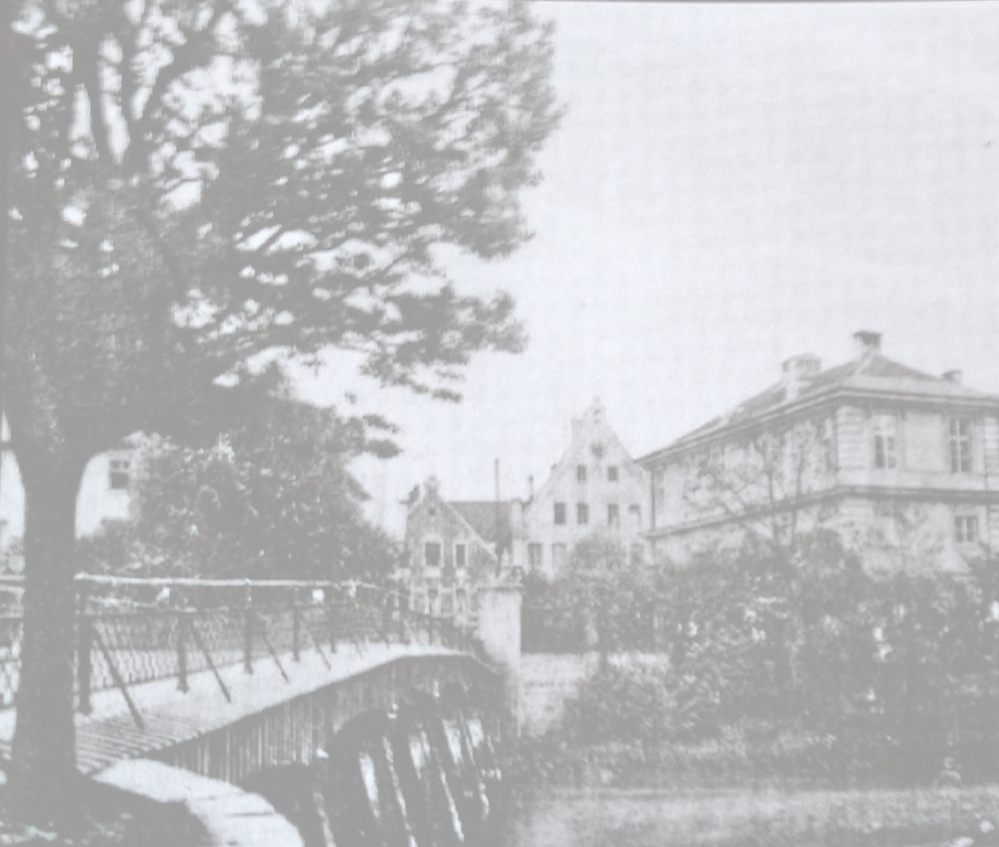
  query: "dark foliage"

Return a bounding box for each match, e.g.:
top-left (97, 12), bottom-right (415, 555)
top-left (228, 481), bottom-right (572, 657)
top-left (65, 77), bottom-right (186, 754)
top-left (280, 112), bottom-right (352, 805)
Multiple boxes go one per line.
top-left (540, 533), bottom-right (999, 785)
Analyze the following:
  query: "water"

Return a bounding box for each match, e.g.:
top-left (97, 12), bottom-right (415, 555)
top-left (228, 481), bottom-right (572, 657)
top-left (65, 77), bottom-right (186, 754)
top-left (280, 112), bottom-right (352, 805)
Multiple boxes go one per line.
top-left (496, 782), bottom-right (999, 847)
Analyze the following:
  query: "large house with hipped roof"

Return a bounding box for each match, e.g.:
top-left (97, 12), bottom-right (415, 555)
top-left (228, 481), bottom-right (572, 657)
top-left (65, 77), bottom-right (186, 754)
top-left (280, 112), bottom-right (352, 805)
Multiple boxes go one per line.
top-left (638, 331), bottom-right (999, 571)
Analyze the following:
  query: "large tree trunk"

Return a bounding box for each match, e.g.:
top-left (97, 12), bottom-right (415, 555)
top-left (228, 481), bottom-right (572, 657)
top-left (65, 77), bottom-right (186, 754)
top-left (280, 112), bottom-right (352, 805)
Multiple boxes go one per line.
top-left (9, 448), bottom-right (87, 824)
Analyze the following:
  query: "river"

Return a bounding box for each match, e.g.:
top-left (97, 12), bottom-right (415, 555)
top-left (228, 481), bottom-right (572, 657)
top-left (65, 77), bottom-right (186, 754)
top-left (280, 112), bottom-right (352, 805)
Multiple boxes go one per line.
top-left (494, 783), bottom-right (999, 847)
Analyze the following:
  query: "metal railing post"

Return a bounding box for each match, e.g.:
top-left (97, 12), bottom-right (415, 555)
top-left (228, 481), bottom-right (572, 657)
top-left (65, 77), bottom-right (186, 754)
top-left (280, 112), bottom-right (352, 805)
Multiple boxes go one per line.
top-left (77, 579), bottom-right (93, 714)
top-left (397, 588), bottom-right (408, 644)
top-left (292, 591), bottom-right (301, 662)
top-left (243, 585), bottom-right (254, 674)
top-left (381, 589), bottom-right (391, 643)
top-left (326, 586), bottom-right (337, 654)
top-left (177, 611), bottom-right (189, 693)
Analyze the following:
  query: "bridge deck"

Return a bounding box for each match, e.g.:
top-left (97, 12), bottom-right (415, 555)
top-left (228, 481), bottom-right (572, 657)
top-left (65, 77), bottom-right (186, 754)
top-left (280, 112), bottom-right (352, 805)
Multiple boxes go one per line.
top-left (0, 641), bottom-right (465, 774)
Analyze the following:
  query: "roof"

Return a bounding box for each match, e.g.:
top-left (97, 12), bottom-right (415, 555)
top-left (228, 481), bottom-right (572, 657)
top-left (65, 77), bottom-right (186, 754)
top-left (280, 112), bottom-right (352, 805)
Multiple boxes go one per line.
top-left (449, 501), bottom-right (513, 550)
top-left (642, 352), bottom-right (998, 461)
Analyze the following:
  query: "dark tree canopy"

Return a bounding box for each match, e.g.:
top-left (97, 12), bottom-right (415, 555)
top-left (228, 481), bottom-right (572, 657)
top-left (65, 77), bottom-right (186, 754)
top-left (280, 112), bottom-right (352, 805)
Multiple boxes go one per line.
top-left (80, 378), bottom-right (400, 583)
top-left (5, 0), bottom-right (560, 819)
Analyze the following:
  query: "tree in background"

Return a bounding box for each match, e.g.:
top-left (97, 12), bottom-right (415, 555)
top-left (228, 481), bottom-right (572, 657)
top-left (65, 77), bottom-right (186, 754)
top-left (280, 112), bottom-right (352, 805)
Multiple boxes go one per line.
top-left (7, 0), bottom-right (560, 816)
top-left (682, 420), bottom-right (836, 556)
top-left (78, 374), bottom-right (399, 583)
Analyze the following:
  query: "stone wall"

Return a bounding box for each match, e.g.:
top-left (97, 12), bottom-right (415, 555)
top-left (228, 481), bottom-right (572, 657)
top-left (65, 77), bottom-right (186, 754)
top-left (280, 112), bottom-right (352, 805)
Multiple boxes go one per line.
top-left (520, 652), bottom-right (670, 737)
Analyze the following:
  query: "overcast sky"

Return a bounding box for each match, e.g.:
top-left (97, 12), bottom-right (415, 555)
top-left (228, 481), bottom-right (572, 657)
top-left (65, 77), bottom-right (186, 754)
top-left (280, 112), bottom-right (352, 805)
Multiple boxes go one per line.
top-left (5, 1), bottom-right (999, 542)
top-left (294, 1), bottom-right (999, 534)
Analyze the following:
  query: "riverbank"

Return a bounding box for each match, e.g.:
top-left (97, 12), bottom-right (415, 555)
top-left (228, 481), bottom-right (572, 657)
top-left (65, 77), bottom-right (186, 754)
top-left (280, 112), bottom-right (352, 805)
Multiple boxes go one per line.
top-left (0, 773), bottom-right (210, 847)
top-left (503, 785), bottom-right (999, 847)
top-left (508, 729), bottom-right (999, 792)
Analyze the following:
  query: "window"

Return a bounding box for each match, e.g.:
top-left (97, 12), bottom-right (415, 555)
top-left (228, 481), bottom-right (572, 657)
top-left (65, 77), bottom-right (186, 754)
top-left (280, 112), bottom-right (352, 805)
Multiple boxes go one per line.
top-left (607, 504), bottom-right (620, 528)
top-left (607, 465), bottom-right (619, 482)
top-left (454, 543), bottom-right (466, 569)
top-left (629, 504), bottom-right (642, 529)
top-left (424, 541), bottom-right (441, 568)
top-left (872, 414), bottom-right (897, 470)
top-left (108, 457), bottom-right (131, 491)
top-left (576, 464), bottom-right (587, 482)
top-left (955, 514), bottom-right (979, 544)
top-left (554, 502), bottom-right (567, 525)
top-left (441, 590), bottom-right (454, 617)
top-left (630, 543), bottom-right (645, 566)
top-left (528, 543), bottom-right (543, 569)
top-left (577, 502), bottom-right (589, 525)
top-left (552, 543), bottom-right (568, 571)
top-left (950, 417), bottom-right (973, 474)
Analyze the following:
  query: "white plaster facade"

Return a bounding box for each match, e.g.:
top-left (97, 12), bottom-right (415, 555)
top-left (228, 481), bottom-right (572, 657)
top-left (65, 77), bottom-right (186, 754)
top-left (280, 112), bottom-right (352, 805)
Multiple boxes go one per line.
top-left (640, 332), bottom-right (999, 571)
top-left (514, 400), bottom-right (649, 578)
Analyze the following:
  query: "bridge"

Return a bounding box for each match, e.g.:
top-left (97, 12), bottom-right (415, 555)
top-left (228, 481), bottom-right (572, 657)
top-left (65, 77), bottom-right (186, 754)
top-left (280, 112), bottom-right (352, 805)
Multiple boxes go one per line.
top-left (0, 576), bottom-right (503, 783)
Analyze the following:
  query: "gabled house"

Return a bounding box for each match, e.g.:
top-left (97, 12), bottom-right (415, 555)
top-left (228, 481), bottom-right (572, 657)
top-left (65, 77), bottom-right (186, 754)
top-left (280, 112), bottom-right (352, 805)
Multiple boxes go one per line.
top-left (515, 399), bottom-right (650, 577)
top-left (400, 477), bottom-right (514, 623)
top-left (639, 331), bottom-right (999, 571)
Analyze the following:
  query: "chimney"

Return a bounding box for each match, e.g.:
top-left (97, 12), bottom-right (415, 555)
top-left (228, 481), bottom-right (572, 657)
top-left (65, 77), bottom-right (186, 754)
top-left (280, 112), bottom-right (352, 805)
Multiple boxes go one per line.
top-left (943, 369), bottom-right (963, 384)
top-left (782, 353), bottom-right (821, 401)
top-left (853, 330), bottom-right (882, 359)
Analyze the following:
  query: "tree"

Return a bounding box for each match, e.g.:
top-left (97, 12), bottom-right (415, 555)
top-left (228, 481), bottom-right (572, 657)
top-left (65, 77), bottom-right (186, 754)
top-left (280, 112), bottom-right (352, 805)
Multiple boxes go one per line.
top-left (682, 418), bottom-right (836, 556)
top-left (7, 0), bottom-right (560, 817)
top-left (83, 378), bottom-right (400, 583)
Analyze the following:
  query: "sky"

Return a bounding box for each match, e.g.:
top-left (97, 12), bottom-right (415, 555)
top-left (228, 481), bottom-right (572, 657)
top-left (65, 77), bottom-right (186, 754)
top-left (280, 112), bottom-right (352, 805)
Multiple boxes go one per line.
top-left (293, 1), bottom-right (999, 536)
top-left (5, 0), bottom-right (999, 542)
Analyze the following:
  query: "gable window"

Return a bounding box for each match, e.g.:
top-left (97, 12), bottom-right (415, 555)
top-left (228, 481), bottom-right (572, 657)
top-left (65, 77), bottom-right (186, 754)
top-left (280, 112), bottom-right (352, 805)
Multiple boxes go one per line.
top-left (872, 414), bottom-right (897, 470)
top-left (577, 502), bottom-right (589, 525)
top-left (607, 465), bottom-right (619, 482)
top-left (607, 504), bottom-right (620, 528)
top-left (108, 457), bottom-right (131, 491)
top-left (955, 514), bottom-right (979, 544)
top-left (424, 542), bottom-right (442, 568)
top-left (950, 417), bottom-right (973, 474)
top-left (576, 464), bottom-right (587, 482)
top-left (554, 502), bottom-right (567, 525)
top-left (528, 543), bottom-right (543, 569)
top-left (454, 543), bottom-right (467, 569)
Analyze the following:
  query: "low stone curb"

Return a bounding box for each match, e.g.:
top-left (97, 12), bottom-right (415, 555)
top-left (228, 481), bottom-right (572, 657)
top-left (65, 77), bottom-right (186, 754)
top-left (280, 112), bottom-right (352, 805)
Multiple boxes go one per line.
top-left (94, 759), bottom-right (303, 847)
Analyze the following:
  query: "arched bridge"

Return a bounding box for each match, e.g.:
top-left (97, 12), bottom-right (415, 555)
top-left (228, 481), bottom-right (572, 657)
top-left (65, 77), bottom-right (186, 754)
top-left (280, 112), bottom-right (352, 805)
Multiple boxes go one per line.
top-left (0, 575), bottom-right (519, 846)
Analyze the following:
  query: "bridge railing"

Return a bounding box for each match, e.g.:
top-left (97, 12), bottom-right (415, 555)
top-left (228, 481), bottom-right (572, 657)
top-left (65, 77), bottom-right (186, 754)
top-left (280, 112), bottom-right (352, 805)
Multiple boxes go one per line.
top-left (0, 575), bottom-right (486, 715)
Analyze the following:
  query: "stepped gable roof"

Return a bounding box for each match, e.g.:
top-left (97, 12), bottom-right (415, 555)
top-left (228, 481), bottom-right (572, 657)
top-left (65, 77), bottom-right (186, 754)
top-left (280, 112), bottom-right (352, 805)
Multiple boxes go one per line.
top-left (660, 352), bottom-right (994, 454)
top-left (449, 500), bottom-right (513, 550)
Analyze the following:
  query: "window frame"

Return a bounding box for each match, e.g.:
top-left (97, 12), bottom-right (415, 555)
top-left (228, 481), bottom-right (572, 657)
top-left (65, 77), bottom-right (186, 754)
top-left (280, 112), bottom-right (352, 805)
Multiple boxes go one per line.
top-left (108, 456), bottom-right (131, 491)
top-left (955, 513), bottom-right (980, 545)
top-left (554, 502), bottom-right (567, 525)
top-left (872, 413), bottom-right (898, 470)
top-left (949, 416), bottom-right (974, 474)
top-left (424, 540), bottom-right (442, 568)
